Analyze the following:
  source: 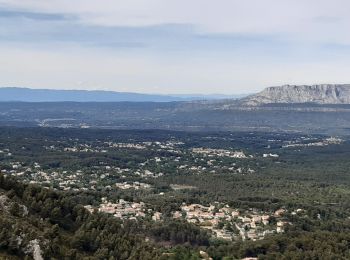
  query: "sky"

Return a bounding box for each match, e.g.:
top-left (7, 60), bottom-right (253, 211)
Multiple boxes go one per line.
top-left (0, 0), bottom-right (350, 94)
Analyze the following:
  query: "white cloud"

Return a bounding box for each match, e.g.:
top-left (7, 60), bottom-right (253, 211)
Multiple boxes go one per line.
top-left (1, 0), bottom-right (350, 43)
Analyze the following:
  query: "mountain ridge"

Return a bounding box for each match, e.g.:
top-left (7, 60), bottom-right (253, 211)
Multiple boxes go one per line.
top-left (241, 84), bottom-right (350, 106)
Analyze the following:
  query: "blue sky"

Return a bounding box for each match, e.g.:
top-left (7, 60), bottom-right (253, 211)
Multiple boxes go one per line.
top-left (0, 0), bottom-right (350, 94)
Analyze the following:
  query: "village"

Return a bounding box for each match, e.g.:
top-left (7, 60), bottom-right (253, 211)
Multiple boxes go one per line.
top-left (174, 203), bottom-right (294, 241)
top-left (115, 181), bottom-right (152, 190)
top-left (282, 137), bottom-right (343, 148)
top-left (84, 197), bottom-right (162, 221)
top-left (192, 148), bottom-right (251, 159)
top-left (83, 197), bottom-right (298, 242)
top-left (45, 140), bottom-right (185, 154)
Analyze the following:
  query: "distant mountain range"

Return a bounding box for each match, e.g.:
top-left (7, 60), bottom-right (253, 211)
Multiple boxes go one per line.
top-left (1, 85), bottom-right (350, 105)
top-left (0, 87), bottom-right (245, 102)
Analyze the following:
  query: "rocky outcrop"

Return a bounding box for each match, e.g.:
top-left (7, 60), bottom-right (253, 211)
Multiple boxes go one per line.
top-left (26, 239), bottom-right (44, 260)
top-left (242, 84), bottom-right (350, 106)
top-left (0, 194), bottom-right (28, 216)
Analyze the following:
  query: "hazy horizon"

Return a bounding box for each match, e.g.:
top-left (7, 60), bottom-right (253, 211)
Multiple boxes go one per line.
top-left (0, 84), bottom-right (348, 96)
top-left (0, 86), bottom-right (252, 96)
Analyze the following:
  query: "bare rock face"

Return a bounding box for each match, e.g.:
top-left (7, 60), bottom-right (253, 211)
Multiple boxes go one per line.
top-left (242, 84), bottom-right (350, 106)
top-left (26, 239), bottom-right (44, 260)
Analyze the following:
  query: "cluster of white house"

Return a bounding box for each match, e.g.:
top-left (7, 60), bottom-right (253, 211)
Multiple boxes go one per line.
top-left (115, 181), bottom-right (152, 190)
top-left (173, 203), bottom-right (291, 241)
top-left (84, 198), bottom-right (162, 221)
top-left (283, 137), bottom-right (343, 148)
top-left (192, 148), bottom-right (250, 159)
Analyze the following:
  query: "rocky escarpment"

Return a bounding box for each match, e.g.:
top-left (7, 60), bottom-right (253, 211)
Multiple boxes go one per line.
top-left (242, 84), bottom-right (350, 106)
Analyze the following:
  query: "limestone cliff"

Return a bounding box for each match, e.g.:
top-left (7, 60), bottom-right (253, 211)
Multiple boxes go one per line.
top-left (242, 84), bottom-right (350, 106)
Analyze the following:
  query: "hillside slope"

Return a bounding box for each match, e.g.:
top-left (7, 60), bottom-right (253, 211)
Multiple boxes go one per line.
top-left (0, 175), bottom-right (159, 259)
